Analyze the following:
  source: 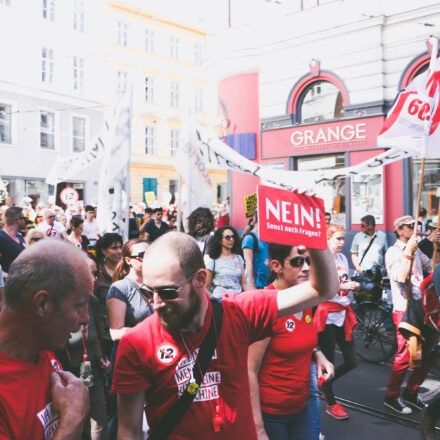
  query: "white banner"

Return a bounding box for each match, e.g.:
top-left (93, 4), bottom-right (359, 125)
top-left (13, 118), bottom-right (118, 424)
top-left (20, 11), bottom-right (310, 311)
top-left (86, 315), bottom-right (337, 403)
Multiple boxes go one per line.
top-left (378, 36), bottom-right (440, 158)
top-left (45, 122), bottom-right (110, 186)
top-left (96, 91), bottom-right (131, 239)
top-left (194, 124), bottom-right (412, 193)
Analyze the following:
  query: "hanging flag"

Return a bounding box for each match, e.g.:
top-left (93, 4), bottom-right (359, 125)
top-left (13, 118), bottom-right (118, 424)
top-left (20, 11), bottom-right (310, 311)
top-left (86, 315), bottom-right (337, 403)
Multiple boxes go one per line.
top-left (378, 36), bottom-right (440, 157)
top-left (175, 110), bottom-right (213, 225)
top-left (96, 90), bottom-right (131, 239)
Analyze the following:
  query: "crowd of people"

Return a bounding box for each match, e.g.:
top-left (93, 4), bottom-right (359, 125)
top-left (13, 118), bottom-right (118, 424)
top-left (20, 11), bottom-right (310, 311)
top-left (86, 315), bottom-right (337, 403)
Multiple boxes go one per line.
top-left (0, 200), bottom-right (440, 439)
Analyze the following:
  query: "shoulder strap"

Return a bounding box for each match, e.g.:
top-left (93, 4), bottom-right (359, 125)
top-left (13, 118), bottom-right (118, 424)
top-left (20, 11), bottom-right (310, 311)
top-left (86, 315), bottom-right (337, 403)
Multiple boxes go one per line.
top-left (359, 235), bottom-right (376, 265)
top-left (148, 299), bottom-right (223, 440)
top-left (248, 232), bottom-right (259, 253)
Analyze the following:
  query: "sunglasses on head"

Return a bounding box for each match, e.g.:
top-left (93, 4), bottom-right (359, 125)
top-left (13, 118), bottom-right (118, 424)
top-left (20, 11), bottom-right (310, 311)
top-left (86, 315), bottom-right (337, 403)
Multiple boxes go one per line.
top-left (129, 251), bottom-right (145, 261)
top-left (223, 234), bottom-right (235, 241)
top-left (140, 271), bottom-right (197, 300)
top-left (286, 256), bottom-right (311, 267)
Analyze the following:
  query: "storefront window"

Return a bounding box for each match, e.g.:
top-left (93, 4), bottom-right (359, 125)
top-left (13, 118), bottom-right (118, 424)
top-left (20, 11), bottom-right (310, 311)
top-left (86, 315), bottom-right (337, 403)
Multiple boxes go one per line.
top-left (2, 178), bottom-right (54, 206)
top-left (296, 153), bottom-right (346, 225)
top-left (351, 170), bottom-right (384, 224)
top-left (300, 81), bottom-right (344, 123)
top-left (412, 156), bottom-right (440, 220)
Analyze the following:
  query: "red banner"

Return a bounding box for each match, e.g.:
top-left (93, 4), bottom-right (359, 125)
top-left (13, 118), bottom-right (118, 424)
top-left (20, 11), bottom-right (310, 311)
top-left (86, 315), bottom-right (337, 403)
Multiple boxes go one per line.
top-left (258, 185), bottom-right (327, 249)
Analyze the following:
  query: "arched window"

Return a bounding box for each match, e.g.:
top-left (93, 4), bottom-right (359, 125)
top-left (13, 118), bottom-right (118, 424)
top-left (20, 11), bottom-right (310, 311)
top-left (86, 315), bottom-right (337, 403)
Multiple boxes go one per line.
top-left (299, 80), bottom-right (344, 123)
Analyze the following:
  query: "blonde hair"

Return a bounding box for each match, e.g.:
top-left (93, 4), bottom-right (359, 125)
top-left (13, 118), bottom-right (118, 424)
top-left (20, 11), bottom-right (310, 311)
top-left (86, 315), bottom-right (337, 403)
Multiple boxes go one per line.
top-left (26, 229), bottom-right (45, 246)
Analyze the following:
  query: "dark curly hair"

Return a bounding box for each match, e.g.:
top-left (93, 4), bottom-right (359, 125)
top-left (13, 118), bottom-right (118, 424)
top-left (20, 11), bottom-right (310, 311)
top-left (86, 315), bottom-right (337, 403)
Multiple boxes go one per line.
top-left (187, 207), bottom-right (215, 238)
top-left (95, 233), bottom-right (123, 264)
top-left (208, 226), bottom-right (242, 259)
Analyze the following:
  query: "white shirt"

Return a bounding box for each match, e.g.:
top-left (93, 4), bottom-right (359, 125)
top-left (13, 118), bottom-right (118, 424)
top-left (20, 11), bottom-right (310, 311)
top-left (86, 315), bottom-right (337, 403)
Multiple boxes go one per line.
top-left (37, 221), bottom-right (65, 239)
top-left (83, 219), bottom-right (100, 240)
top-left (327, 253), bottom-right (351, 327)
top-left (385, 239), bottom-right (431, 312)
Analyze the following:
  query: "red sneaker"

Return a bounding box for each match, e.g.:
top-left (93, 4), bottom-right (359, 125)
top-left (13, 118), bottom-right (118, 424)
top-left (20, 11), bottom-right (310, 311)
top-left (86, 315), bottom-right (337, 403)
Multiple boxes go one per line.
top-left (326, 403), bottom-right (349, 420)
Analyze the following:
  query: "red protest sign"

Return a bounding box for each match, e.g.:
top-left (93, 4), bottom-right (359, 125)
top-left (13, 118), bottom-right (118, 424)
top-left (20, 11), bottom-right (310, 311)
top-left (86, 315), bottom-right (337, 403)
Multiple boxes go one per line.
top-left (257, 184), bottom-right (327, 249)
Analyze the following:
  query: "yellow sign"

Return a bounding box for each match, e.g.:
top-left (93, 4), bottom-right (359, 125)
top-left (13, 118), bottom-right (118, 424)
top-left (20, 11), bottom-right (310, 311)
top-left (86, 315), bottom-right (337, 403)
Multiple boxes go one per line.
top-left (145, 191), bottom-right (156, 206)
top-left (245, 193), bottom-right (257, 218)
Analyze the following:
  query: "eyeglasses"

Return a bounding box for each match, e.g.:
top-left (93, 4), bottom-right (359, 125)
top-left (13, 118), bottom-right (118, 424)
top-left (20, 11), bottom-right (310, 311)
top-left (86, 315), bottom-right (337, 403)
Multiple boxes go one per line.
top-left (129, 251), bottom-right (145, 261)
top-left (401, 223), bottom-right (415, 229)
top-left (31, 237), bottom-right (43, 242)
top-left (19, 216), bottom-right (26, 221)
top-left (223, 235), bottom-right (235, 241)
top-left (140, 270), bottom-right (198, 300)
top-left (48, 215), bottom-right (55, 219)
top-left (286, 256), bottom-right (311, 267)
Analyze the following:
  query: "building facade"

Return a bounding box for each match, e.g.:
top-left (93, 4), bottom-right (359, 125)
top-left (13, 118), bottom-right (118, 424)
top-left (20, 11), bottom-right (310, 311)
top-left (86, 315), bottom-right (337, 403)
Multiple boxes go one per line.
top-left (0, 0), bottom-right (106, 207)
top-left (206, 0), bottom-right (440, 244)
top-left (105, 0), bottom-right (227, 206)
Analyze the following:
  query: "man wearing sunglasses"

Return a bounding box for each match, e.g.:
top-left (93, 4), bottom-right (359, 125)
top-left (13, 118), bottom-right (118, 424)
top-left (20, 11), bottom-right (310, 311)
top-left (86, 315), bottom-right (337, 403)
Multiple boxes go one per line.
top-left (384, 215), bottom-right (433, 415)
top-left (143, 208), bottom-right (169, 243)
top-left (37, 209), bottom-right (68, 240)
top-left (112, 231), bottom-right (339, 439)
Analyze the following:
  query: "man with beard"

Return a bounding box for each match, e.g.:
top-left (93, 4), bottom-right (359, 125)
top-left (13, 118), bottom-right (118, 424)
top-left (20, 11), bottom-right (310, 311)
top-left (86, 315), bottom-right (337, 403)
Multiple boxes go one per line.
top-left (0, 240), bottom-right (91, 439)
top-left (112, 232), bottom-right (339, 439)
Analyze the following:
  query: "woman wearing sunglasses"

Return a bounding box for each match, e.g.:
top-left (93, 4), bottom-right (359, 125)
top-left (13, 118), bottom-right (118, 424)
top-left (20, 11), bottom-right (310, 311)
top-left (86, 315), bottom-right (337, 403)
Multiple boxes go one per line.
top-left (106, 238), bottom-right (153, 343)
top-left (205, 226), bottom-right (249, 298)
top-left (313, 224), bottom-right (360, 421)
top-left (248, 243), bottom-right (333, 440)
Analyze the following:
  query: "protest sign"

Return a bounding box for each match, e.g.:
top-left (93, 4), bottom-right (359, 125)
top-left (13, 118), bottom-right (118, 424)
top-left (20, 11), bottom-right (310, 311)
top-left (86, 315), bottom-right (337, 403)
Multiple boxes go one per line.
top-left (258, 184), bottom-right (326, 249)
top-left (244, 193), bottom-right (257, 217)
top-left (145, 191), bottom-right (156, 206)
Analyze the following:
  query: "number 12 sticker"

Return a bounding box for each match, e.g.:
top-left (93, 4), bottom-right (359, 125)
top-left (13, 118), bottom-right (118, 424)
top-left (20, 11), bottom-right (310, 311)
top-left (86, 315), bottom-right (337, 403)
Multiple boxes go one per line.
top-left (156, 344), bottom-right (179, 365)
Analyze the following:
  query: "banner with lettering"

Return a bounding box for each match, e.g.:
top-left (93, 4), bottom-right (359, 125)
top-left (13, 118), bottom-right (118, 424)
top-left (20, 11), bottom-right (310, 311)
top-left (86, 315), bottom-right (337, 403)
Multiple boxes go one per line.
top-left (378, 36), bottom-right (440, 158)
top-left (258, 184), bottom-right (327, 249)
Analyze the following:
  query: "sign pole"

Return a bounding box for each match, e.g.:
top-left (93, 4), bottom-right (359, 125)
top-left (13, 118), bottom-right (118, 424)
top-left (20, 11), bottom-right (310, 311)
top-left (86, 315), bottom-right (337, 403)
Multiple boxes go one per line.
top-left (431, 190), bottom-right (440, 272)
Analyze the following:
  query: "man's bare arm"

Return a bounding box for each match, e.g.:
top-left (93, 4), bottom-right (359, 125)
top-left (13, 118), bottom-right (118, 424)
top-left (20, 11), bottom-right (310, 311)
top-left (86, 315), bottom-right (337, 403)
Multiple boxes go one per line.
top-left (277, 247), bottom-right (339, 316)
top-left (117, 391), bottom-right (145, 440)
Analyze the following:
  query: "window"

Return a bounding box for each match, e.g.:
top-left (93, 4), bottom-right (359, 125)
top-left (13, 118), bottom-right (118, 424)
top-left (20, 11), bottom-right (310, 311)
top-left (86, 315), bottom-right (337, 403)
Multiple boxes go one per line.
top-left (351, 170), bottom-right (384, 224)
top-left (170, 81), bottom-right (180, 107)
top-left (117, 71), bottom-right (128, 95)
top-left (42, 0), bottom-right (55, 21)
top-left (195, 87), bottom-right (203, 113)
top-left (296, 154), bottom-right (346, 225)
top-left (73, 0), bottom-right (85, 32)
top-left (194, 44), bottom-right (203, 65)
top-left (170, 36), bottom-right (179, 59)
top-left (145, 76), bottom-right (154, 103)
top-left (0, 104), bottom-right (11, 144)
top-left (40, 112), bottom-right (55, 149)
top-left (117, 22), bottom-right (128, 46)
top-left (300, 81), bottom-right (343, 123)
top-left (72, 117), bottom-right (85, 152)
top-left (41, 47), bottom-right (54, 83)
top-left (145, 29), bottom-right (154, 52)
top-left (145, 126), bottom-right (155, 155)
top-left (73, 57), bottom-right (84, 91)
top-left (412, 156), bottom-right (440, 218)
top-left (170, 129), bottom-right (180, 157)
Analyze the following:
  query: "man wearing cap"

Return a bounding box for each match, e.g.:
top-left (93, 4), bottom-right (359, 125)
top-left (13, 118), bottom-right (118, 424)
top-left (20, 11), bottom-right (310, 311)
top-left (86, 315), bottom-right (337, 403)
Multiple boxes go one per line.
top-left (384, 215), bottom-right (433, 415)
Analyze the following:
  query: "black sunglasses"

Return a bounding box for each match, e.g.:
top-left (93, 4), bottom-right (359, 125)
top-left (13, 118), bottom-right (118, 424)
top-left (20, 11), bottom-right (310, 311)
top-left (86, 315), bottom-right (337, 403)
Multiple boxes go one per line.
top-left (31, 237), bottom-right (43, 242)
top-left (129, 251), bottom-right (145, 260)
top-left (223, 234), bottom-right (235, 241)
top-left (286, 256), bottom-right (311, 267)
top-left (140, 271), bottom-right (197, 301)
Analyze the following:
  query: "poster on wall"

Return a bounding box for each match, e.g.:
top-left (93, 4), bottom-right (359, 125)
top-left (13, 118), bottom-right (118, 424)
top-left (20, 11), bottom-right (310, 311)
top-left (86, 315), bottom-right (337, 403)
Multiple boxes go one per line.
top-left (257, 184), bottom-right (326, 249)
top-left (350, 168), bottom-right (384, 224)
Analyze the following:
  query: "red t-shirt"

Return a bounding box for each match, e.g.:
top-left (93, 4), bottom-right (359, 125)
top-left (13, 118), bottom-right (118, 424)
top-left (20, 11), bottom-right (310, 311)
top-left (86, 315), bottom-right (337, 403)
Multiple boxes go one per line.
top-left (258, 283), bottom-right (317, 414)
top-left (112, 290), bottom-right (278, 439)
top-left (0, 350), bottom-right (62, 440)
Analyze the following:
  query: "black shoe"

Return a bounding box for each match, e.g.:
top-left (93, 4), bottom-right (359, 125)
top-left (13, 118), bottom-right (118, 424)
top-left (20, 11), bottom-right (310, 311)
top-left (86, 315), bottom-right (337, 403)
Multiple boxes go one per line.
top-left (384, 396), bottom-right (412, 414)
top-left (421, 407), bottom-right (437, 440)
top-left (402, 391), bottom-right (428, 410)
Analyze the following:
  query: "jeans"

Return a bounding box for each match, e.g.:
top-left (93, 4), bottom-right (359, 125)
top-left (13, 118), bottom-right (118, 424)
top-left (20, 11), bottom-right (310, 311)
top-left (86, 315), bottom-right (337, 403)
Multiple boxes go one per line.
top-left (262, 405), bottom-right (318, 440)
top-left (307, 361), bottom-right (321, 436)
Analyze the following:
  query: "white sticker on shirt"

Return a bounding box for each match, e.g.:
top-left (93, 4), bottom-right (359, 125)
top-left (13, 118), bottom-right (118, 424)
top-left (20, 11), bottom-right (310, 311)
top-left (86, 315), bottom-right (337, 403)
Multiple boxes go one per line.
top-left (174, 348), bottom-right (221, 402)
top-left (156, 344), bottom-right (179, 365)
top-left (285, 319), bottom-right (296, 332)
top-left (37, 401), bottom-right (60, 440)
top-left (50, 359), bottom-right (61, 371)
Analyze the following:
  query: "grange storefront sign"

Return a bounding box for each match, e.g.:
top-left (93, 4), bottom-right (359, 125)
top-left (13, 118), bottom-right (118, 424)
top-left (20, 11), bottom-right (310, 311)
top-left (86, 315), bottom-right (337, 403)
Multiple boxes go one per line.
top-left (261, 116), bottom-right (384, 157)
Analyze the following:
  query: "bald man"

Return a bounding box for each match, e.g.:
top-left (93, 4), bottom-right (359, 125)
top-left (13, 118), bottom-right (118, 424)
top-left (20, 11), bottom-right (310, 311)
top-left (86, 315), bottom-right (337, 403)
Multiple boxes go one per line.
top-left (112, 232), bottom-right (339, 439)
top-left (0, 240), bottom-right (92, 439)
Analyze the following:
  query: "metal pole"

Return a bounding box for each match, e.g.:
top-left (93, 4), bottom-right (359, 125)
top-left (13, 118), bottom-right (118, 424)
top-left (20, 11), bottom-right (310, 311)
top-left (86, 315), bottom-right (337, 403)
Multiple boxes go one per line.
top-left (177, 175), bottom-right (182, 232)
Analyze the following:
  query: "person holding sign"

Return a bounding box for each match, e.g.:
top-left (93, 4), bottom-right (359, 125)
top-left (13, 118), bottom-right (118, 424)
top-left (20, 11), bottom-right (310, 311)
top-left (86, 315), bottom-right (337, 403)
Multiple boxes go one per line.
top-left (248, 242), bottom-right (334, 440)
top-left (313, 224), bottom-right (359, 420)
top-left (205, 226), bottom-right (248, 298)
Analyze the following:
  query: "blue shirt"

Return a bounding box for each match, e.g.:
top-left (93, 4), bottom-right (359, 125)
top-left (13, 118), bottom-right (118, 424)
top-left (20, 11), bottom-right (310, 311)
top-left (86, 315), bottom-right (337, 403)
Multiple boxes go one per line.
top-left (242, 233), bottom-right (269, 289)
top-left (433, 263), bottom-right (440, 296)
